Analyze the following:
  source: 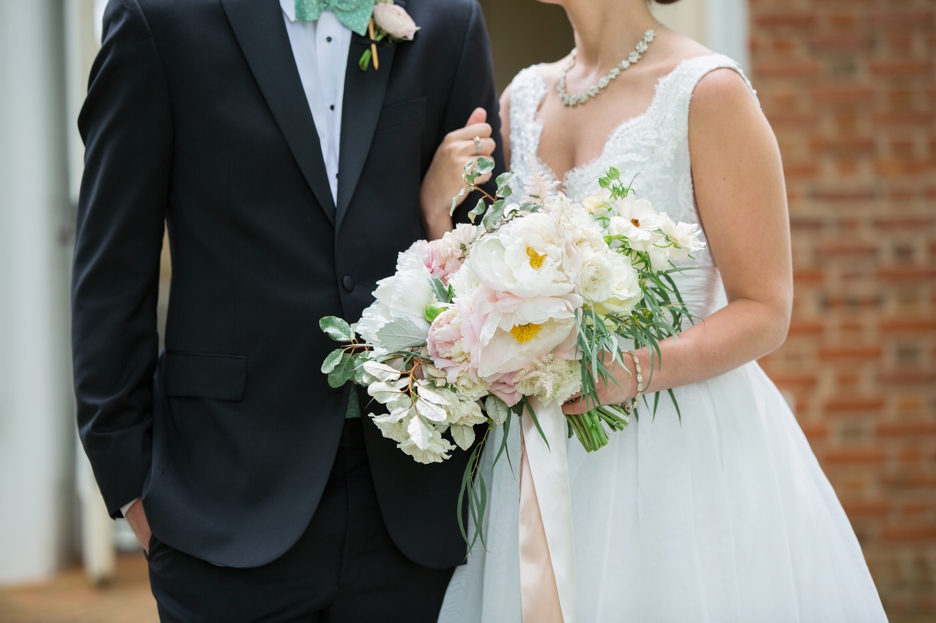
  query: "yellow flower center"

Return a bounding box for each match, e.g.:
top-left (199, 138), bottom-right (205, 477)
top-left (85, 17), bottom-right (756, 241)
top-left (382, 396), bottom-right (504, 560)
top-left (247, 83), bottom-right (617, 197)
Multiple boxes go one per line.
top-left (526, 247), bottom-right (546, 269)
top-left (631, 218), bottom-right (641, 228)
top-left (509, 323), bottom-right (543, 344)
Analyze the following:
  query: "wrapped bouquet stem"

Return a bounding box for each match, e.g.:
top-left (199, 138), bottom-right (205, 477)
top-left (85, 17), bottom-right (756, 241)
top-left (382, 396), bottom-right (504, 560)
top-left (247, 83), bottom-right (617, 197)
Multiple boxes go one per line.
top-left (320, 157), bottom-right (704, 619)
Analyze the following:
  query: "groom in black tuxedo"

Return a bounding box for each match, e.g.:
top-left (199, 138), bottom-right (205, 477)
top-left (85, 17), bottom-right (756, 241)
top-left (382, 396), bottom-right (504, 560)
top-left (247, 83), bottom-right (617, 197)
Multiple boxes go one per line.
top-left (72, 0), bottom-right (502, 620)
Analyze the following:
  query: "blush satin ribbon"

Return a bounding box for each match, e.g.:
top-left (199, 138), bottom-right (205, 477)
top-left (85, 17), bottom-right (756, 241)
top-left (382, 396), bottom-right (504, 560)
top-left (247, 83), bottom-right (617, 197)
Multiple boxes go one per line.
top-left (519, 398), bottom-right (578, 622)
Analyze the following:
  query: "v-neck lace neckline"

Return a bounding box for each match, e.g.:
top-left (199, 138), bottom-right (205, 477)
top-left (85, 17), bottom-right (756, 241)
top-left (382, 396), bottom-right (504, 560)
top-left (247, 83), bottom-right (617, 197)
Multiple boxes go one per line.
top-left (527, 56), bottom-right (702, 193)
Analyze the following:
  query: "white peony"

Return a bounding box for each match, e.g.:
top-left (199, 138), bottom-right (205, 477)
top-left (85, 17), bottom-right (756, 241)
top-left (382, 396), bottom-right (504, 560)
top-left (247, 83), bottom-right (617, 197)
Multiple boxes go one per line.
top-left (475, 292), bottom-right (581, 380)
top-left (468, 212), bottom-right (575, 299)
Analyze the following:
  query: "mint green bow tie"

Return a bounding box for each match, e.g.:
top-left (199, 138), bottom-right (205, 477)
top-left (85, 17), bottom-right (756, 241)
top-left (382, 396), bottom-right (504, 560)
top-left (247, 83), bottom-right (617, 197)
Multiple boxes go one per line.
top-left (295, 0), bottom-right (376, 36)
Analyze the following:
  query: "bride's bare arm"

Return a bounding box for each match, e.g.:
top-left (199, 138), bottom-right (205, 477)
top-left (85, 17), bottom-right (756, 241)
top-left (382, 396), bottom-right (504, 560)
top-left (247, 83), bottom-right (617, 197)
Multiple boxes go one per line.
top-left (565, 68), bottom-right (792, 412)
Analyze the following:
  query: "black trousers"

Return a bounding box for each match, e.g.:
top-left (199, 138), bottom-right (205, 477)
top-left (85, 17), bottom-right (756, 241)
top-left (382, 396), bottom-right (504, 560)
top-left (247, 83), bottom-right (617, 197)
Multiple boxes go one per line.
top-left (147, 419), bottom-right (455, 622)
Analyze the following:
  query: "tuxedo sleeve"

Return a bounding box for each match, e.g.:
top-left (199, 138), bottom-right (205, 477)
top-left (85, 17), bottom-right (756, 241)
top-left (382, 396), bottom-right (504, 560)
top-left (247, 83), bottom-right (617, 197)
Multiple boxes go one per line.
top-left (443, 0), bottom-right (505, 224)
top-left (72, 0), bottom-right (172, 517)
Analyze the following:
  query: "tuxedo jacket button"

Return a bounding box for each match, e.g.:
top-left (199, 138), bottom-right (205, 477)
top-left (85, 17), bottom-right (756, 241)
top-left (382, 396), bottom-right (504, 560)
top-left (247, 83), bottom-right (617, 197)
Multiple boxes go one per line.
top-left (342, 276), bottom-right (355, 291)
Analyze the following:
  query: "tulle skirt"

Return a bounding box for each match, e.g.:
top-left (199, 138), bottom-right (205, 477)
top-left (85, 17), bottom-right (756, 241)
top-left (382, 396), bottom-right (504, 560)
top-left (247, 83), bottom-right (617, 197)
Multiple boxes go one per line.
top-left (437, 361), bottom-right (886, 622)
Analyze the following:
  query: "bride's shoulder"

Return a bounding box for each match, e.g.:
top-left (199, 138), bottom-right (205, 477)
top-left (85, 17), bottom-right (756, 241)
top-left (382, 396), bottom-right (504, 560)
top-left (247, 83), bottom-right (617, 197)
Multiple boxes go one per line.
top-left (653, 31), bottom-right (757, 109)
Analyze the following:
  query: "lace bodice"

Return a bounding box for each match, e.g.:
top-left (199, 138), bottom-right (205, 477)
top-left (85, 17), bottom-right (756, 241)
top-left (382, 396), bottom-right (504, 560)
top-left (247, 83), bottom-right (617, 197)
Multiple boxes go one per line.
top-left (508, 54), bottom-right (758, 268)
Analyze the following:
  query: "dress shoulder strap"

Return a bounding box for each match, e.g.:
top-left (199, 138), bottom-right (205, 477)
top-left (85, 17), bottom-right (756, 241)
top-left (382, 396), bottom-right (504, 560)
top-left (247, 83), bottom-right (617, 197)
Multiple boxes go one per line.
top-left (652, 54), bottom-right (760, 143)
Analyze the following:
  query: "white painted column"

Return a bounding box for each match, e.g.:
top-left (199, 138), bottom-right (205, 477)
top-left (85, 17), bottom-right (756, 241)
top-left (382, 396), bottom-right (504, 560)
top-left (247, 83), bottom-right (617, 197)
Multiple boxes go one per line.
top-left (652, 0), bottom-right (749, 72)
top-left (0, 1), bottom-right (75, 585)
top-left (64, 0), bottom-right (117, 585)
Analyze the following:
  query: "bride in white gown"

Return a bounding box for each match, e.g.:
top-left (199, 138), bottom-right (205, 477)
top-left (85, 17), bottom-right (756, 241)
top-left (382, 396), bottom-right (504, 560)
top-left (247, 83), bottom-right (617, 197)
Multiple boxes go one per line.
top-left (437, 0), bottom-right (887, 621)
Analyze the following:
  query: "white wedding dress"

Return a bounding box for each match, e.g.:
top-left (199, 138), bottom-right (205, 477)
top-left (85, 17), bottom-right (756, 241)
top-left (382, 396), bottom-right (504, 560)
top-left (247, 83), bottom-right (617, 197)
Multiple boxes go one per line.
top-left (438, 55), bottom-right (886, 623)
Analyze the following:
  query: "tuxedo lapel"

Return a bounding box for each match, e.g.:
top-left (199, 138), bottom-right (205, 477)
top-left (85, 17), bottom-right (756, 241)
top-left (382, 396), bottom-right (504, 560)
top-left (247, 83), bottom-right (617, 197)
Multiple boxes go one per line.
top-left (335, 33), bottom-right (397, 232)
top-left (220, 0), bottom-right (337, 226)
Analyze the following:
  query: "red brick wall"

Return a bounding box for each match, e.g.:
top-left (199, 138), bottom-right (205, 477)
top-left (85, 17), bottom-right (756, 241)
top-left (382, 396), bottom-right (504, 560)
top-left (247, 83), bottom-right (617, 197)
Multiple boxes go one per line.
top-left (750, 0), bottom-right (936, 616)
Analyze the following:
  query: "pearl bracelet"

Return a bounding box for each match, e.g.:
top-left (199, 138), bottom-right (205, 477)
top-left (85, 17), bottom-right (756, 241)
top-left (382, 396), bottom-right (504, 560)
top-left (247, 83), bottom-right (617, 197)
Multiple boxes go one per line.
top-left (624, 350), bottom-right (645, 398)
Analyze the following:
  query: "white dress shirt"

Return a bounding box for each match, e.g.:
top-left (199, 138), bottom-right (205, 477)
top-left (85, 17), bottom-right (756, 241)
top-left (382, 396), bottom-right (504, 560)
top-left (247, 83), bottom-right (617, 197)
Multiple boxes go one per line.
top-left (280, 0), bottom-right (351, 204)
top-left (120, 3), bottom-right (353, 520)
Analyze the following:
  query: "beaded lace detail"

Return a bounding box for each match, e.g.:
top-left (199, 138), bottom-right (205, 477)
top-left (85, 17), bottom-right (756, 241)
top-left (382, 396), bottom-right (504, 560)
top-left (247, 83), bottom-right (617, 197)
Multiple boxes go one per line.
top-left (508, 54), bottom-right (759, 268)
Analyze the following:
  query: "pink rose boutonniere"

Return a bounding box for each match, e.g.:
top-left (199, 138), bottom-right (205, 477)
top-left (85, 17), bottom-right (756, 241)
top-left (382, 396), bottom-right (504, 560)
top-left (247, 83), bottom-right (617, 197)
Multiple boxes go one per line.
top-left (359, 0), bottom-right (420, 71)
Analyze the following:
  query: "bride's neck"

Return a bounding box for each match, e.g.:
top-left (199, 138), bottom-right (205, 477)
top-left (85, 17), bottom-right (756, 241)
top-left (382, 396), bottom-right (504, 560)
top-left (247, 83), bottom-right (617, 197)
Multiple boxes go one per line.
top-left (562, 0), bottom-right (659, 72)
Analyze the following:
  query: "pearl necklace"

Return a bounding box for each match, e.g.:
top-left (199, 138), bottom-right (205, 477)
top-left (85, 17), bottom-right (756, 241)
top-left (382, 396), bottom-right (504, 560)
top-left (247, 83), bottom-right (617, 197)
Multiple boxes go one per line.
top-left (558, 22), bottom-right (661, 107)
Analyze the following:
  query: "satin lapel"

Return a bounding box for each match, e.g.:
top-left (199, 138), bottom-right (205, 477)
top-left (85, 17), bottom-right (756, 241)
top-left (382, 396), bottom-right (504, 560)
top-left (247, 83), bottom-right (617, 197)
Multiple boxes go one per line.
top-left (220, 0), bottom-right (337, 226)
top-left (335, 33), bottom-right (397, 232)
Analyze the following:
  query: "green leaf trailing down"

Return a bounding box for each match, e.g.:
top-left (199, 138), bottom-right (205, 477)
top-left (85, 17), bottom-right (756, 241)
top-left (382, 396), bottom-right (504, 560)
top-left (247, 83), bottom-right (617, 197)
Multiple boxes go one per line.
top-left (468, 198), bottom-right (486, 224)
top-left (476, 156), bottom-right (495, 175)
top-left (320, 316), bottom-right (354, 342)
top-left (321, 349), bottom-right (344, 374)
top-left (458, 444), bottom-right (487, 554)
top-left (374, 315), bottom-right (430, 351)
top-left (327, 353), bottom-right (355, 388)
top-left (521, 396), bottom-right (549, 451)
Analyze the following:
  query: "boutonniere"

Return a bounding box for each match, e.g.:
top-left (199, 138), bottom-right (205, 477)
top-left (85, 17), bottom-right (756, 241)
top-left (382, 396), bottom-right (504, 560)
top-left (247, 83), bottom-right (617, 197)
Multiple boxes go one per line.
top-left (359, 0), bottom-right (420, 71)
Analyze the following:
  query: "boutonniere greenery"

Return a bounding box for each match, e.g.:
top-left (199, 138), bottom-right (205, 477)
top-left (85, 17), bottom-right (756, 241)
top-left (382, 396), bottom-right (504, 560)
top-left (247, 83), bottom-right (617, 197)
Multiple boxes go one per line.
top-left (359, 0), bottom-right (420, 71)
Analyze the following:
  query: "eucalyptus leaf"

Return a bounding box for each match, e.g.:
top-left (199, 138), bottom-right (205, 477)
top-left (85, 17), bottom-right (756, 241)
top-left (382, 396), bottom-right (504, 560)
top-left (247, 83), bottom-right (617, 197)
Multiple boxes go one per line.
top-left (407, 415), bottom-right (433, 451)
top-left (449, 186), bottom-right (467, 216)
top-left (495, 171), bottom-right (517, 198)
top-left (484, 395), bottom-right (509, 426)
top-left (327, 353), bottom-right (355, 388)
top-left (468, 198), bottom-right (486, 224)
top-left (481, 199), bottom-right (506, 229)
top-left (320, 316), bottom-right (354, 342)
top-left (476, 156), bottom-right (495, 175)
top-left (451, 424), bottom-right (475, 451)
top-left (321, 349), bottom-right (344, 374)
top-left (374, 315), bottom-right (429, 350)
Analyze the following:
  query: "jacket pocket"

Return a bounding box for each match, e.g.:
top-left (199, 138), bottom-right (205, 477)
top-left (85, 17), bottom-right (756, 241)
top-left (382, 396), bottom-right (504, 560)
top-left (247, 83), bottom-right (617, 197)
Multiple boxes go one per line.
top-left (164, 351), bottom-right (247, 402)
top-left (375, 96), bottom-right (427, 132)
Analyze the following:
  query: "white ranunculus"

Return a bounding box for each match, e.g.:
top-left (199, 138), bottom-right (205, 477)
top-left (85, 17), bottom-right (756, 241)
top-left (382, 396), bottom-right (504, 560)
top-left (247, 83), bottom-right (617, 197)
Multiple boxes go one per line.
top-left (373, 2), bottom-right (419, 40)
top-left (475, 293), bottom-right (581, 380)
top-left (658, 212), bottom-right (706, 263)
top-left (576, 248), bottom-right (616, 304)
top-left (608, 195), bottom-right (661, 251)
top-left (451, 370), bottom-right (489, 402)
top-left (592, 253), bottom-right (642, 316)
top-left (581, 189), bottom-right (614, 218)
top-left (468, 213), bottom-right (575, 299)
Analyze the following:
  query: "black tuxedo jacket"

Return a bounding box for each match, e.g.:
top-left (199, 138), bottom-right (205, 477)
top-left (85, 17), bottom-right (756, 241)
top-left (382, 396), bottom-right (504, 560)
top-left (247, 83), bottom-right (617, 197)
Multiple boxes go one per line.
top-left (73, 0), bottom-right (503, 569)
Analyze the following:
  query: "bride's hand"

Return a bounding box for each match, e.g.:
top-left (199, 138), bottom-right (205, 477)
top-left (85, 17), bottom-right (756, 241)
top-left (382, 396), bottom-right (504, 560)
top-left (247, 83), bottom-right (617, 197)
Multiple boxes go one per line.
top-left (561, 352), bottom-right (640, 415)
top-left (420, 108), bottom-right (496, 240)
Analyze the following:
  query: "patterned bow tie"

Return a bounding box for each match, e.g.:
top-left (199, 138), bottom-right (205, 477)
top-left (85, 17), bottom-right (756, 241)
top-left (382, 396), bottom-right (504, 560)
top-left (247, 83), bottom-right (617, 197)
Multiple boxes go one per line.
top-left (295, 0), bottom-right (376, 36)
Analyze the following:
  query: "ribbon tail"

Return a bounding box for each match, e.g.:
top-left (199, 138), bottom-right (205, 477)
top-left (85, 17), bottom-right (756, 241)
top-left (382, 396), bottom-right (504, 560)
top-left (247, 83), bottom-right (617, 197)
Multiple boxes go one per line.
top-left (519, 398), bottom-right (578, 623)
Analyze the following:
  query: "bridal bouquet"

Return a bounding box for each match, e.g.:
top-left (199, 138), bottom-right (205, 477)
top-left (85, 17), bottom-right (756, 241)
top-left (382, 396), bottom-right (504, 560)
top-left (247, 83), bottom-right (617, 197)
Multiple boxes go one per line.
top-left (320, 158), bottom-right (703, 538)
